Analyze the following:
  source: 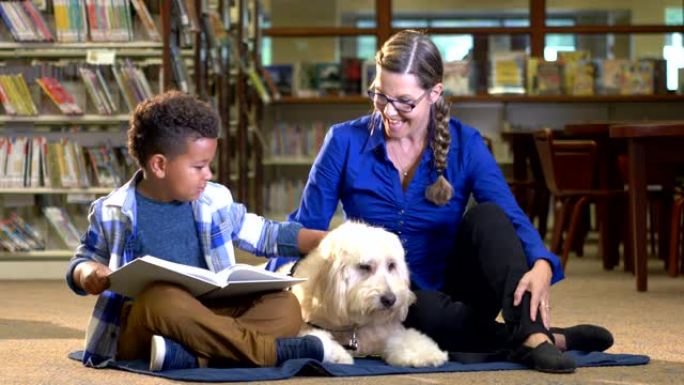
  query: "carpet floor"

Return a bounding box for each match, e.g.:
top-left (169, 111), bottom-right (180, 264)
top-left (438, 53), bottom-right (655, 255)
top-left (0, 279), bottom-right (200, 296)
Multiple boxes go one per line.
top-left (1, 253), bottom-right (683, 385)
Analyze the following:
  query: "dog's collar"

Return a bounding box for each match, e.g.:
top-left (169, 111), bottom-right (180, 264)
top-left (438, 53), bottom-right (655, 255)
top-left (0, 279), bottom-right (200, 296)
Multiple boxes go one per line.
top-left (306, 322), bottom-right (359, 351)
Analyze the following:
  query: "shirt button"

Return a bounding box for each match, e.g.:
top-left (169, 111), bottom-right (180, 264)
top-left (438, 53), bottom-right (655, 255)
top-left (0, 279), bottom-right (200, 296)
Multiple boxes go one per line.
top-left (397, 230), bottom-right (402, 235)
top-left (399, 209), bottom-right (404, 215)
top-left (399, 221), bottom-right (404, 225)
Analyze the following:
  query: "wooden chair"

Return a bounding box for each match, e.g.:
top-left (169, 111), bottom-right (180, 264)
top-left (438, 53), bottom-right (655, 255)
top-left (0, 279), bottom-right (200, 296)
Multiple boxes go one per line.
top-left (533, 128), bottom-right (625, 270)
top-left (668, 188), bottom-right (684, 277)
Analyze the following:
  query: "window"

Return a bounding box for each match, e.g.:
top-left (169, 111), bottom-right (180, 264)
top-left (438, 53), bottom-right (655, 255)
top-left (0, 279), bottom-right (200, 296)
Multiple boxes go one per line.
top-left (664, 8), bottom-right (684, 91)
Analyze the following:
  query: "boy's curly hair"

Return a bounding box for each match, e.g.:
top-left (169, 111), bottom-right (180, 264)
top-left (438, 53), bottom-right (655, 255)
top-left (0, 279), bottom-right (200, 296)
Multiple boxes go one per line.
top-left (128, 90), bottom-right (219, 168)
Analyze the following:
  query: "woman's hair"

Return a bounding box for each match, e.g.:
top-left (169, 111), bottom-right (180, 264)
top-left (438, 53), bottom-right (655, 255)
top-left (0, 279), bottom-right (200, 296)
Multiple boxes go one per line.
top-left (128, 90), bottom-right (219, 168)
top-left (374, 29), bottom-right (453, 206)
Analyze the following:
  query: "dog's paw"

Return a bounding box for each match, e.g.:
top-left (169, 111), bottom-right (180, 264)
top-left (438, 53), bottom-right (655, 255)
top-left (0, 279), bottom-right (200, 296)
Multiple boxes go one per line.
top-left (383, 328), bottom-right (448, 367)
top-left (301, 328), bottom-right (354, 364)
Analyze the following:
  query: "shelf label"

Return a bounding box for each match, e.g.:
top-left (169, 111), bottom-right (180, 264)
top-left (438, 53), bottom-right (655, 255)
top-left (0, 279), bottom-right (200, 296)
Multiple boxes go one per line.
top-left (86, 50), bottom-right (116, 65)
top-left (66, 194), bottom-right (96, 204)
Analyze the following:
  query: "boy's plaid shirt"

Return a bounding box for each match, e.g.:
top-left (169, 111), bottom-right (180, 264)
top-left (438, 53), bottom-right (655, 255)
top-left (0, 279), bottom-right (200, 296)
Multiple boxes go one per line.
top-left (66, 171), bottom-right (302, 367)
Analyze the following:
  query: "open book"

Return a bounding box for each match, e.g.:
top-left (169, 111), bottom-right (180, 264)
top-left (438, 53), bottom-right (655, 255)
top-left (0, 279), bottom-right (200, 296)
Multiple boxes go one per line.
top-left (108, 255), bottom-right (304, 300)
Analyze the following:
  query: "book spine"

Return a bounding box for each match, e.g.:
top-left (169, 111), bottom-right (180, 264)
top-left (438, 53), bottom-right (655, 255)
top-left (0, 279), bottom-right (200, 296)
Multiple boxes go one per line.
top-left (21, 0), bottom-right (55, 42)
top-left (129, 0), bottom-right (160, 41)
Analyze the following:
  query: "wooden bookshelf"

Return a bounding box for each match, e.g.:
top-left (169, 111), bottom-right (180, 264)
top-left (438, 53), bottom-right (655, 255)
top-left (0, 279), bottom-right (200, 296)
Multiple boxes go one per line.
top-left (0, 250), bottom-right (74, 261)
top-left (272, 94), bottom-right (684, 105)
top-left (0, 114), bottom-right (131, 126)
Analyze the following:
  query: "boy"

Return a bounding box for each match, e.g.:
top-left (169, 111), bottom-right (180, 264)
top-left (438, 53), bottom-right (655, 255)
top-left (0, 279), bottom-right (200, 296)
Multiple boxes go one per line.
top-left (66, 91), bottom-right (329, 371)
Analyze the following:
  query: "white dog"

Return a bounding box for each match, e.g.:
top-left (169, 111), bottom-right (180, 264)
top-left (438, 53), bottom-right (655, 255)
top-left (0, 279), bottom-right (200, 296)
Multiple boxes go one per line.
top-left (284, 221), bottom-right (448, 367)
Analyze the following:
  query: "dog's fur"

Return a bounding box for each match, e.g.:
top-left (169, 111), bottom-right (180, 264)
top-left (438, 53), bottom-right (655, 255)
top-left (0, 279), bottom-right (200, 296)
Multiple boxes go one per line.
top-left (284, 221), bottom-right (448, 367)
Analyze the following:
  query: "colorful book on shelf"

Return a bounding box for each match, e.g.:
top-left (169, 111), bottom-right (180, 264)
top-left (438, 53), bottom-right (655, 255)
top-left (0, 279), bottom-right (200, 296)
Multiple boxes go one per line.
top-left (169, 42), bottom-right (192, 93)
top-left (0, 138), bottom-right (7, 185)
top-left (264, 64), bottom-right (294, 96)
top-left (597, 59), bottom-right (627, 95)
top-left (9, 213), bottom-right (45, 250)
top-left (260, 66), bottom-right (281, 101)
top-left (0, 1), bottom-right (54, 42)
top-left (570, 62), bottom-right (595, 96)
top-left (293, 62), bottom-right (319, 97)
top-left (443, 60), bottom-right (474, 96)
top-left (361, 59), bottom-right (376, 92)
top-left (79, 66), bottom-right (117, 114)
top-left (129, 0), bottom-right (160, 41)
top-left (108, 255), bottom-right (305, 300)
top-left (0, 74), bottom-right (38, 116)
top-left (53, 0), bottom-right (88, 42)
top-left (3, 136), bottom-right (28, 188)
top-left (0, 220), bottom-right (32, 251)
top-left (526, 57), bottom-right (539, 95)
top-left (557, 50), bottom-right (591, 96)
top-left (112, 60), bottom-right (153, 111)
top-left (247, 65), bottom-right (271, 104)
top-left (620, 60), bottom-right (654, 95)
top-left (0, 78), bottom-right (17, 116)
top-left (535, 61), bottom-right (563, 96)
top-left (340, 57), bottom-right (362, 95)
top-left (315, 63), bottom-right (342, 96)
top-left (43, 206), bottom-right (82, 249)
top-left (36, 77), bottom-right (84, 115)
top-left (488, 51), bottom-right (526, 95)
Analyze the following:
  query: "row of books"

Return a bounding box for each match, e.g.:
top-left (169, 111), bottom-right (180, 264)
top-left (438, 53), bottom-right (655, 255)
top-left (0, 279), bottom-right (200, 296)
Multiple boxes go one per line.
top-left (0, 0), bottom-right (161, 43)
top-left (263, 59), bottom-right (376, 99)
top-left (0, 208), bottom-right (82, 252)
top-left (0, 136), bottom-right (134, 189)
top-left (269, 121), bottom-right (327, 159)
top-left (262, 53), bottom-right (672, 98)
top-left (0, 60), bottom-right (155, 116)
top-left (490, 51), bottom-right (668, 96)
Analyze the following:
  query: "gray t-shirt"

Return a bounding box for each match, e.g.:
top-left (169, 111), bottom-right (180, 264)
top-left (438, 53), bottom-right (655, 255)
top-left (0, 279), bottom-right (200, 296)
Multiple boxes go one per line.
top-left (135, 190), bottom-right (207, 269)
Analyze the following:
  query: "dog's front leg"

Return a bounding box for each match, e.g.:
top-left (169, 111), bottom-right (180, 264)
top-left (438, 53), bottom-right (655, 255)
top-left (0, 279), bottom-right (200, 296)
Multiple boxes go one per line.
top-left (382, 327), bottom-right (448, 367)
top-left (300, 328), bottom-right (355, 364)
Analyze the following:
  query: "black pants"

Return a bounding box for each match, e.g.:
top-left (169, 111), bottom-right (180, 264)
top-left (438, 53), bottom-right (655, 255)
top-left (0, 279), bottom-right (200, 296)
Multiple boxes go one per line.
top-left (404, 202), bottom-right (548, 353)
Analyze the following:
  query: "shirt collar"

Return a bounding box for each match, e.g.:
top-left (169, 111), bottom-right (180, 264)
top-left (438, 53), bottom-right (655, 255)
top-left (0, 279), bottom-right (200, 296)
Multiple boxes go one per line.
top-left (361, 113), bottom-right (387, 155)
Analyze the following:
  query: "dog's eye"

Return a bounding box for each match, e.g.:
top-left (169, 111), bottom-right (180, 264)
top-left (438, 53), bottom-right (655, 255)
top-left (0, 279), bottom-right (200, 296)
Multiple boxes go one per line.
top-left (387, 261), bottom-right (396, 271)
top-left (357, 263), bottom-right (372, 273)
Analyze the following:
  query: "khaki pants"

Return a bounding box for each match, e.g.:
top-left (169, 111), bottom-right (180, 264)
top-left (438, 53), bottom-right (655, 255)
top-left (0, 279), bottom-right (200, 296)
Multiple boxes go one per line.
top-left (116, 282), bottom-right (303, 367)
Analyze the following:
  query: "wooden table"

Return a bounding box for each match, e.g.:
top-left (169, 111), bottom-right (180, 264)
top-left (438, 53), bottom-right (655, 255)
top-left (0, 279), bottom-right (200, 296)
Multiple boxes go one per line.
top-left (610, 122), bottom-right (684, 291)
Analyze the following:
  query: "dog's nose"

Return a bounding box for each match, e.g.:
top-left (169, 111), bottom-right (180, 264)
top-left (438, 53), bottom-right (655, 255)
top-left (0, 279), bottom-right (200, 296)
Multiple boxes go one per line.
top-left (380, 293), bottom-right (396, 308)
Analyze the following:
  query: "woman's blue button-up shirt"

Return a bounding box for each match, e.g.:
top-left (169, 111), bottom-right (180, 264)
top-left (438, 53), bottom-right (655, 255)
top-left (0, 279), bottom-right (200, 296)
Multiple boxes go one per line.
top-left (268, 114), bottom-right (563, 289)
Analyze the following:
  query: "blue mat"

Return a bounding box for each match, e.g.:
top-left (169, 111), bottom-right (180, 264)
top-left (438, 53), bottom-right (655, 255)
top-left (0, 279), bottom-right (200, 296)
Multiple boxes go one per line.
top-left (68, 351), bottom-right (649, 382)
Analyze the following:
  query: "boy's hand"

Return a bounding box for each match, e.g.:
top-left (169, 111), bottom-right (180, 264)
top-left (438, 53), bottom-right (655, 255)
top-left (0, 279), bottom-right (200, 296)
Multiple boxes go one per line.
top-left (76, 261), bottom-right (112, 295)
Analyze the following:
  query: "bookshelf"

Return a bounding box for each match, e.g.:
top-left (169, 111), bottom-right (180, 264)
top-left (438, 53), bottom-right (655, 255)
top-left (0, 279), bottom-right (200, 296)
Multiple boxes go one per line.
top-left (0, 0), bottom-right (175, 263)
top-left (0, 1), bottom-right (269, 279)
top-left (256, 0), bottom-right (684, 216)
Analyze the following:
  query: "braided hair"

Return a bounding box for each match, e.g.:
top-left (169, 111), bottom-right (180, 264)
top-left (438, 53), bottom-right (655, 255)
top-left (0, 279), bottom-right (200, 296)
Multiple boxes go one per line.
top-left (375, 30), bottom-right (453, 206)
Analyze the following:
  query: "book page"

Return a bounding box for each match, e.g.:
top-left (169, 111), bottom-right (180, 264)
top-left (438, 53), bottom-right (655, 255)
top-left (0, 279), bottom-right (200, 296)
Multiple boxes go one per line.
top-left (108, 255), bottom-right (221, 298)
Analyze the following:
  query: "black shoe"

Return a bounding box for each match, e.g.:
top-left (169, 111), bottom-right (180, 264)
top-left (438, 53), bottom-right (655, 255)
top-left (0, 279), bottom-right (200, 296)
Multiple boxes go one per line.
top-left (509, 342), bottom-right (576, 374)
top-left (551, 324), bottom-right (614, 352)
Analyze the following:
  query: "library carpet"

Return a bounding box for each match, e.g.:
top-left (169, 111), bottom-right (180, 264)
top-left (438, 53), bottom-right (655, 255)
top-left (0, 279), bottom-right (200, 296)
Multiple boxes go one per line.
top-left (68, 350), bottom-right (648, 382)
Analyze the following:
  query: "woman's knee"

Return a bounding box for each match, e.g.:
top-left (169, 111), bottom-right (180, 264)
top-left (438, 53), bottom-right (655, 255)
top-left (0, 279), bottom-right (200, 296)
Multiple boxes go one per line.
top-left (463, 202), bottom-right (513, 234)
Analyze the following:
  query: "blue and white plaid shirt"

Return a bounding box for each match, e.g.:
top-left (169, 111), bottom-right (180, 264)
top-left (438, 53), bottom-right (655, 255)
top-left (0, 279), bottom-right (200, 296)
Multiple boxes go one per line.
top-left (66, 171), bottom-right (303, 367)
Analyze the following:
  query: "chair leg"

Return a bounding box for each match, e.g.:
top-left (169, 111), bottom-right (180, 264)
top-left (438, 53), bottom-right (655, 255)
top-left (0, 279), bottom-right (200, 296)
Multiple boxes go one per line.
top-left (561, 196), bottom-right (589, 271)
top-left (668, 197), bottom-right (684, 277)
top-left (550, 199), bottom-right (568, 255)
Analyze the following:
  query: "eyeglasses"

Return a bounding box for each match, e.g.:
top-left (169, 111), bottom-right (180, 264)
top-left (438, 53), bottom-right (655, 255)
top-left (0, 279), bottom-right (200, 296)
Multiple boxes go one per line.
top-left (367, 89), bottom-right (429, 113)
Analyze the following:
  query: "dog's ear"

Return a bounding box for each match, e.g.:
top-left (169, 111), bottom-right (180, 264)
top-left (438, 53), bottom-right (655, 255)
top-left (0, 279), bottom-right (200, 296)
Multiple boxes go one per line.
top-left (321, 252), bottom-right (351, 321)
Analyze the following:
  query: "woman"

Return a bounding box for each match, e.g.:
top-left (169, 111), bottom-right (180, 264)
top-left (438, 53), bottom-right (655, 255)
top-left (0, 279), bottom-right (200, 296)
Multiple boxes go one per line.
top-left (270, 30), bottom-right (612, 373)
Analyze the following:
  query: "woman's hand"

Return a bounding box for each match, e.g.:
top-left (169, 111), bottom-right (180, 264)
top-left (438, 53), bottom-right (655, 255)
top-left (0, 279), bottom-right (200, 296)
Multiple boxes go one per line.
top-left (75, 261), bottom-right (112, 295)
top-left (513, 259), bottom-right (553, 329)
